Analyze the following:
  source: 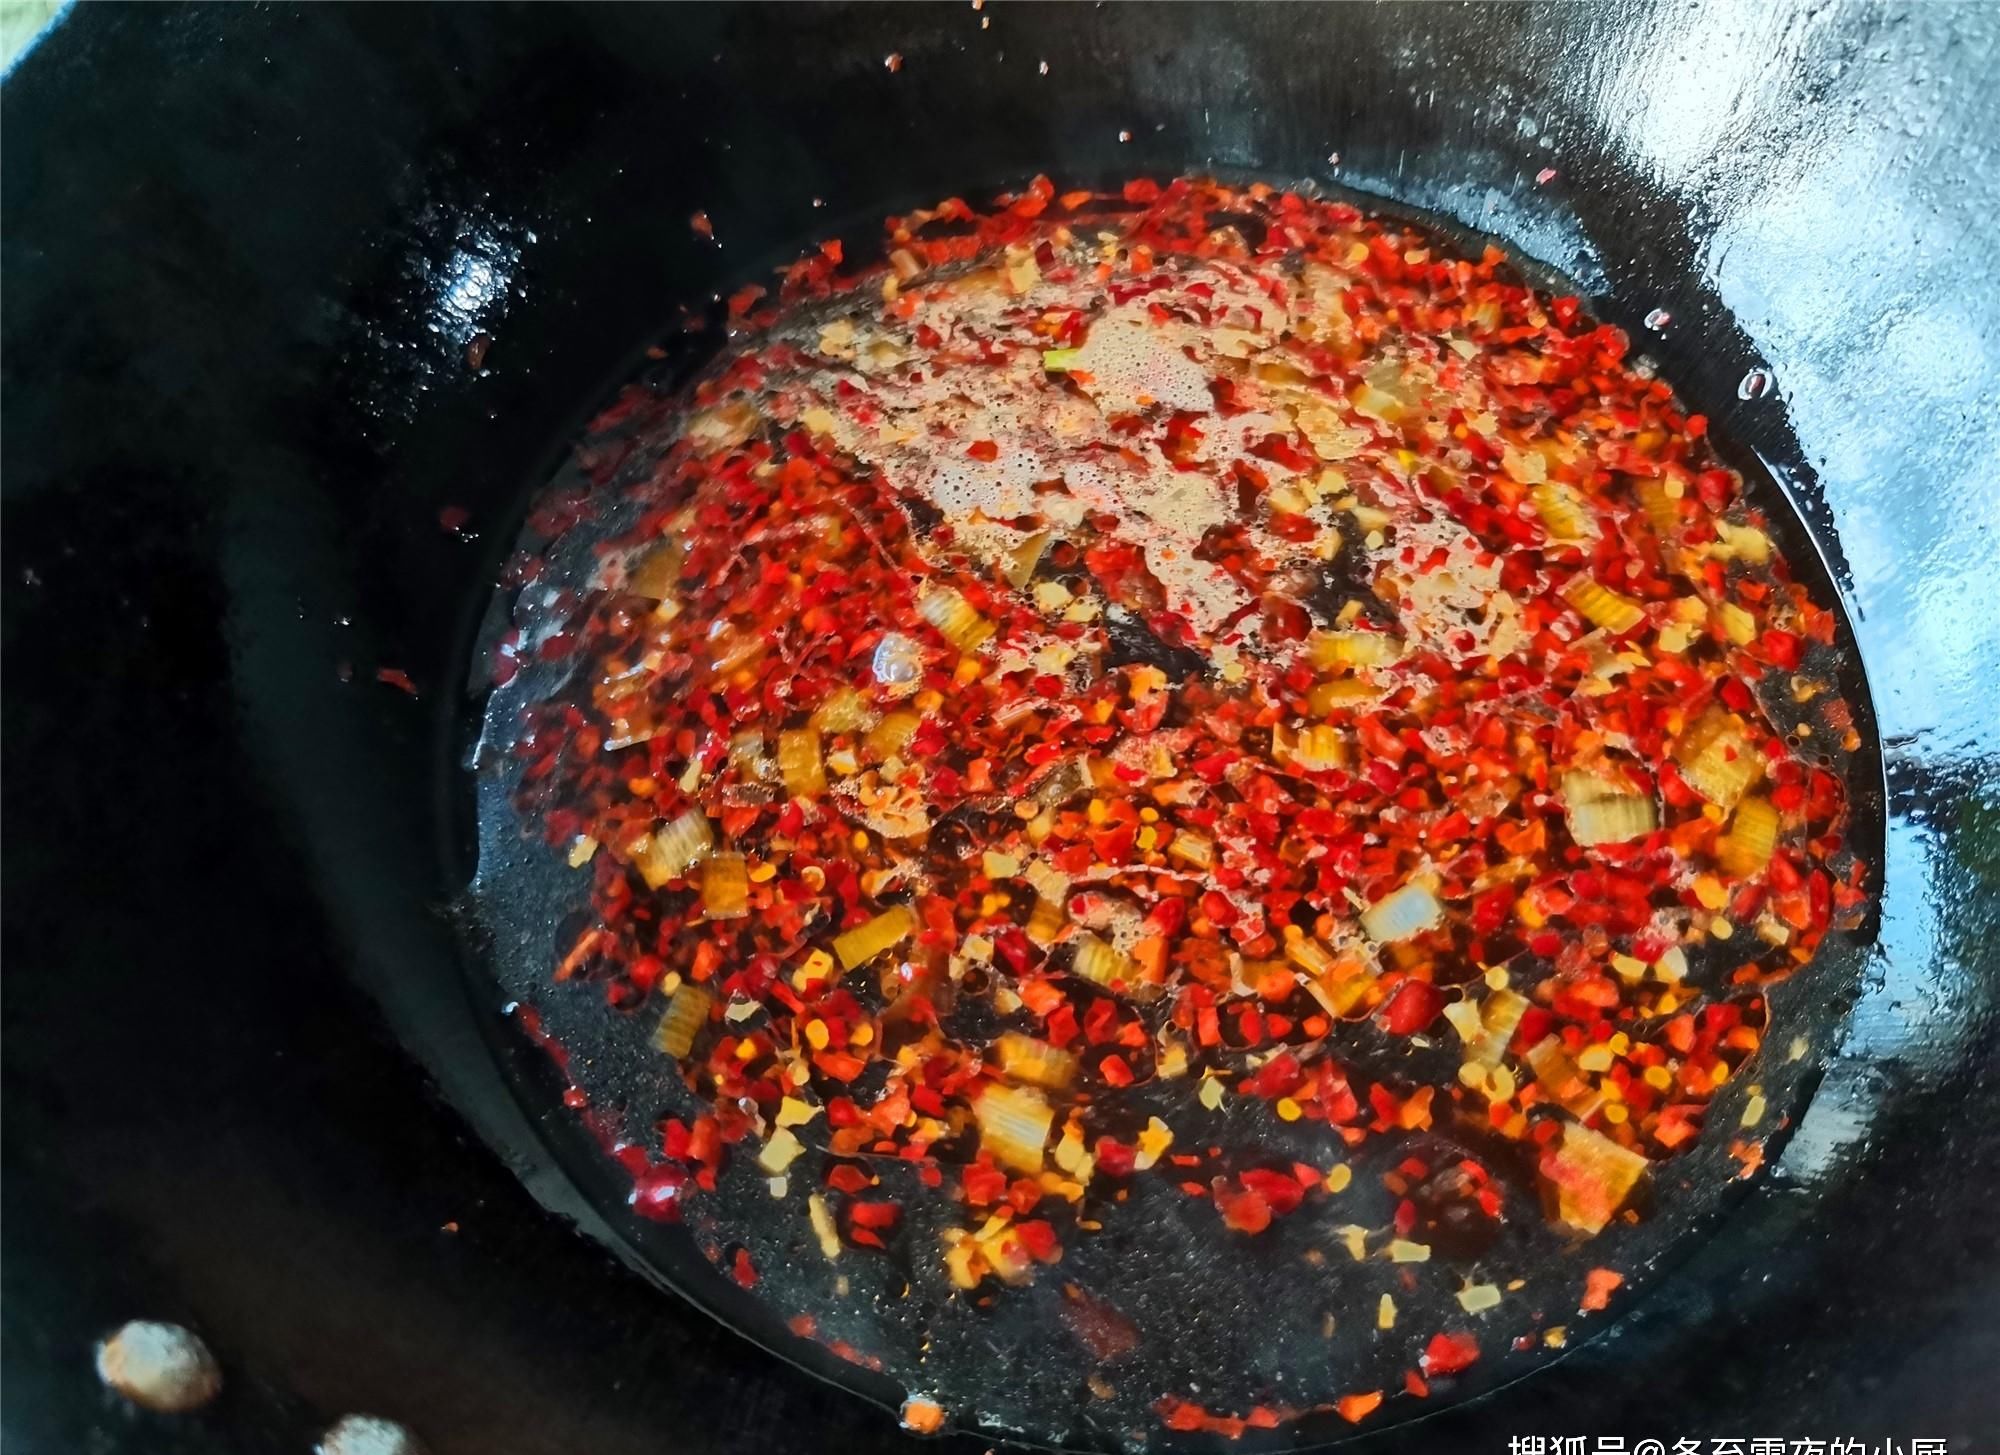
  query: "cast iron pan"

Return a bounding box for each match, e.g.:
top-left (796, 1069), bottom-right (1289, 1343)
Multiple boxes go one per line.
top-left (4, 5), bottom-right (1996, 1454)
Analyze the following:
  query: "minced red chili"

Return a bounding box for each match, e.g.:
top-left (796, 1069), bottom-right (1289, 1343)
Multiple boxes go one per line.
top-left (491, 174), bottom-right (1869, 1434)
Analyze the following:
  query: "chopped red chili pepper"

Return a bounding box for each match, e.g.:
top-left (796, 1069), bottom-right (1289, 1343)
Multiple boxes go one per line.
top-left (1420, 1330), bottom-right (1480, 1376)
top-left (488, 174), bottom-right (1869, 1438)
top-left (1379, 980), bottom-right (1446, 1036)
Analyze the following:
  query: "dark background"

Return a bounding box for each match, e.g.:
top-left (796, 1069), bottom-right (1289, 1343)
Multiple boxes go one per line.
top-left (5, 4), bottom-right (1997, 1453)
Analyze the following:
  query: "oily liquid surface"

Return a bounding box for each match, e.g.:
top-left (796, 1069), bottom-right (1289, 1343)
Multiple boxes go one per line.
top-left (474, 176), bottom-right (1870, 1439)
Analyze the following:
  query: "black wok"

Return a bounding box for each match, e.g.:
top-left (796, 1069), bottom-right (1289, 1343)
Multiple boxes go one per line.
top-left (4, 4), bottom-right (1998, 1453)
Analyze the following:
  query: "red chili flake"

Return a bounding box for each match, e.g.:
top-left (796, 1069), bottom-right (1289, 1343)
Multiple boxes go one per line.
top-left (1083, 997), bottom-right (1119, 1044)
top-left (960, 1162), bottom-right (1007, 1205)
top-left (660, 1118), bottom-right (692, 1160)
top-left (848, 1200), bottom-right (902, 1231)
top-left (1580, 1266), bottom-right (1624, 1311)
top-left (826, 1164), bottom-right (872, 1195)
top-left (1246, 1051), bottom-right (1301, 1100)
top-left (1761, 628), bottom-right (1804, 670)
top-left (1237, 1167), bottom-right (1306, 1216)
top-left (1157, 1396), bottom-right (1249, 1436)
top-left (1420, 1330), bottom-right (1480, 1375)
top-left (1233, 1003), bottom-right (1265, 1046)
top-left (1194, 1002), bottom-right (1222, 1047)
top-left (376, 667), bottom-right (418, 697)
top-left (630, 1163), bottom-right (684, 1220)
top-left (1315, 1062), bottom-right (1360, 1124)
top-left (1013, 1219), bottom-right (1060, 1261)
top-left (1359, 1085), bottom-right (1399, 1133)
top-left (1214, 1183), bottom-right (1271, 1234)
top-left (686, 1117), bottom-right (723, 1167)
top-left (1094, 1137), bottom-right (1137, 1178)
top-left (731, 1247), bottom-right (757, 1287)
top-left (813, 1049), bottom-right (867, 1082)
top-left (1379, 980), bottom-right (1446, 1036)
top-left (1334, 1391), bottom-right (1383, 1424)
top-left (1046, 1002), bottom-right (1080, 1047)
top-left (690, 211), bottom-right (714, 241)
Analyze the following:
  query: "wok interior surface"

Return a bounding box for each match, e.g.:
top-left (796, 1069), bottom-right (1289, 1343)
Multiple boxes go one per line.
top-left (4, 4), bottom-right (1997, 1453)
top-left (463, 176), bottom-right (1885, 1451)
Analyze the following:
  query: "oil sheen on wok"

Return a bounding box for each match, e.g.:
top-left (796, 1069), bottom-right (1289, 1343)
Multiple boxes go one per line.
top-left (472, 176), bottom-right (1870, 1440)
